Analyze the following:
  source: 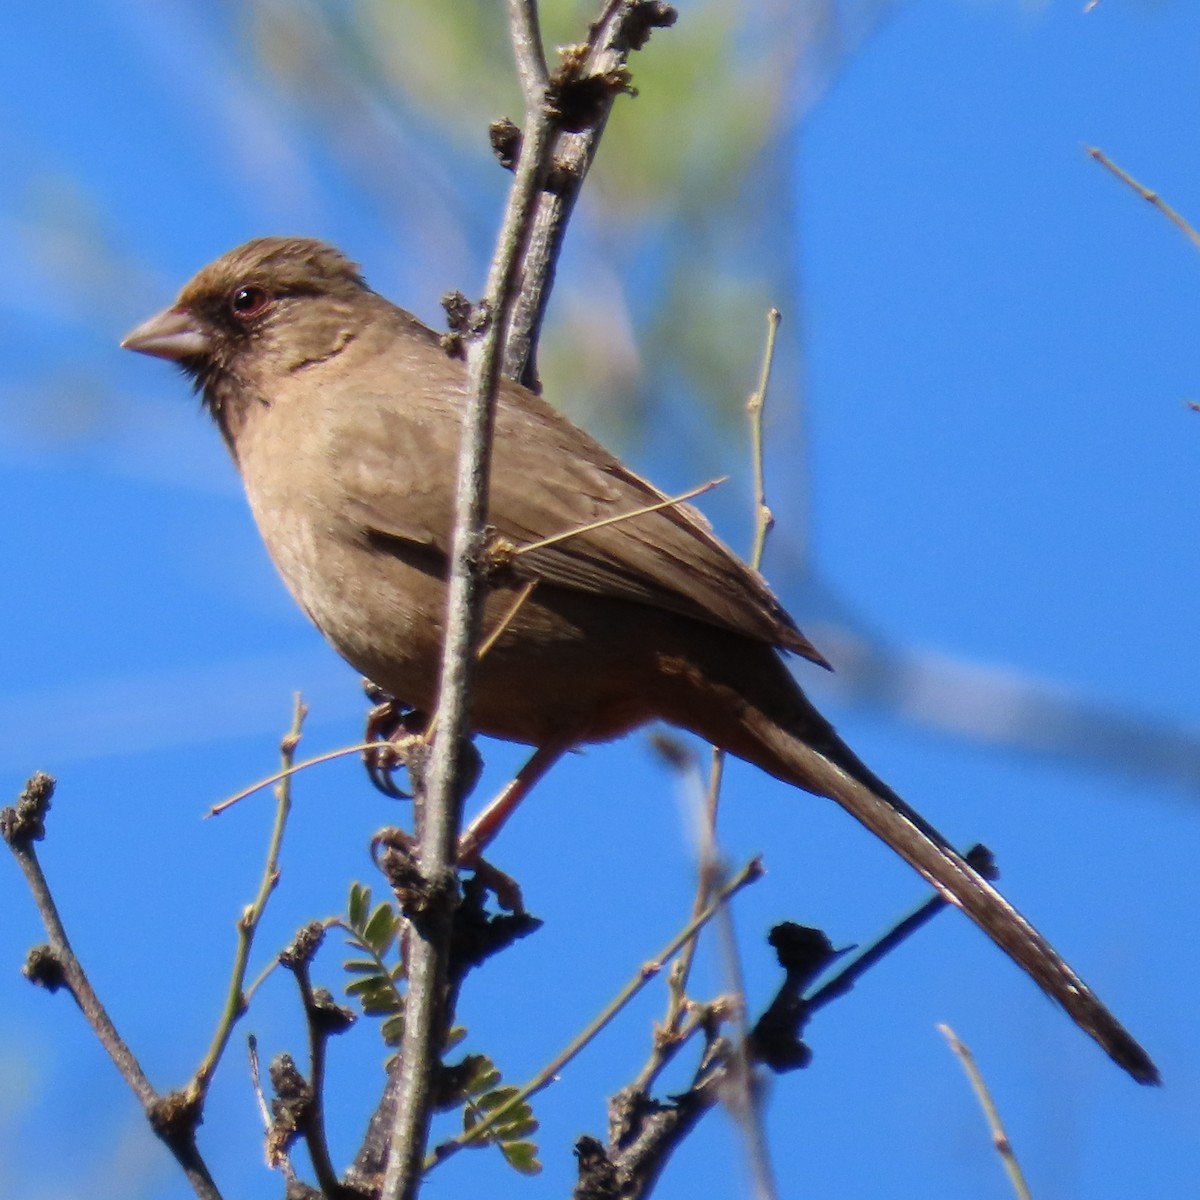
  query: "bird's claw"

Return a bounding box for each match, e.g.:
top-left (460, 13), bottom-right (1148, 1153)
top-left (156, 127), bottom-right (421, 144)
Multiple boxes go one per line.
top-left (362, 681), bottom-right (428, 798)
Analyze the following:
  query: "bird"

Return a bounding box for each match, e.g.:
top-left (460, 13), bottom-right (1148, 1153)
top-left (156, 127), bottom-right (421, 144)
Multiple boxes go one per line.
top-left (122, 236), bottom-right (1157, 1085)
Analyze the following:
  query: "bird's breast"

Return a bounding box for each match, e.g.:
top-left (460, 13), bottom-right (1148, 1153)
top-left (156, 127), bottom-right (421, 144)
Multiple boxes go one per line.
top-left (234, 402), bottom-right (448, 712)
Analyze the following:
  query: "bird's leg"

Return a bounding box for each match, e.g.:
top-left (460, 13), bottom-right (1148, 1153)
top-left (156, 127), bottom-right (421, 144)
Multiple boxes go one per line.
top-left (457, 742), bottom-right (566, 866)
top-left (361, 680), bottom-right (427, 799)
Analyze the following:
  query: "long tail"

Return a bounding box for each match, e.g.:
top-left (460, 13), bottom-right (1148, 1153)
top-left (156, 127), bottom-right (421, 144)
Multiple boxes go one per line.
top-left (741, 705), bottom-right (1159, 1085)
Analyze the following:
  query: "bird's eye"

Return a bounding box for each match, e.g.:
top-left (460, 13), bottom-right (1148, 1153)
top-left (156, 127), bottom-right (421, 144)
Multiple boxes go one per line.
top-left (229, 285), bottom-right (271, 319)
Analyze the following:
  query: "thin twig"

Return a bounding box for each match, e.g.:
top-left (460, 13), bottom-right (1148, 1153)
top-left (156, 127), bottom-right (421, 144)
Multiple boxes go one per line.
top-left (1087, 146), bottom-right (1200, 251)
top-left (663, 747), bottom-right (725, 1025)
top-left (806, 844), bottom-right (992, 1015)
top-left (247, 1038), bottom-right (303, 1191)
top-left (629, 1001), bottom-right (715, 1096)
top-left (475, 580), bottom-right (539, 662)
top-left (243, 957), bottom-right (282, 1009)
top-left (206, 740), bottom-right (379, 818)
top-left (667, 310), bottom-right (782, 1022)
top-left (191, 695), bottom-right (306, 1100)
top-left (381, 14), bottom-right (562, 1199)
top-left (2, 775), bottom-right (223, 1200)
top-left (747, 308), bottom-right (781, 571)
top-left (939, 1024), bottom-right (1033, 1200)
top-left (247, 1035), bottom-right (272, 1131)
top-left (701, 308), bottom-right (785, 1200)
top-left (503, 1), bottom-right (677, 387)
top-left (292, 963), bottom-right (342, 1198)
top-left (427, 857), bottom-right (764, 1170)
top-left (509, 476), bottom-right (726, 558)
top-left (711, 884), bottom-right (778, 1200)
top-left (5, 780), bottom-right (156, 1107)
top-left (509, 0), bottom-right (550, 96)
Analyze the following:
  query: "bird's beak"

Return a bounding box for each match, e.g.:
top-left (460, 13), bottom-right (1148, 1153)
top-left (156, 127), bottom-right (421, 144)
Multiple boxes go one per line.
top-left (121, 306), bottom-right (213, 361)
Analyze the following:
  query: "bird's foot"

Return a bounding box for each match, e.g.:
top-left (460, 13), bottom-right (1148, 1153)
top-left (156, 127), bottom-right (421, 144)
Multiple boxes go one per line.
top-left (361, 681), bottom-right (428, 798)
top-left (467, 858), bottom-right (525, 914)
top-left (371, 825), bottom-right (524, 914)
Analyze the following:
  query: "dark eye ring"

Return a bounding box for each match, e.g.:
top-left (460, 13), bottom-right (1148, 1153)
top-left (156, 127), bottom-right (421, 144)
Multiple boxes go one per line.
top-left (230, 285), bottom-right (271, 319)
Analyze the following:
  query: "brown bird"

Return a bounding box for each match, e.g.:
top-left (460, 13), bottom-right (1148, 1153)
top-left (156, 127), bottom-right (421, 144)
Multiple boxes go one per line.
top-left (122, 236), bottom-right (1156, 1085)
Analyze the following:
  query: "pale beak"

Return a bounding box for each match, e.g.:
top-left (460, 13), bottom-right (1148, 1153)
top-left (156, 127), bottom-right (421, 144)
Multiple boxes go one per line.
top-left (121, 306), bottom-right (213, 361)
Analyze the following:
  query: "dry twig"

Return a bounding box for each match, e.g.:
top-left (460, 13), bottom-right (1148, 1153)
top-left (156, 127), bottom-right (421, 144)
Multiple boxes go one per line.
top-left (939, 1024), bottom-right (1033, 1200)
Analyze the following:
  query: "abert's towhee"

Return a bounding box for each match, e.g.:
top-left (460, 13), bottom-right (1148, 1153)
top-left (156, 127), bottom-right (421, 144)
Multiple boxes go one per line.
top-left (123, 237), bottom-right (1156, 1084)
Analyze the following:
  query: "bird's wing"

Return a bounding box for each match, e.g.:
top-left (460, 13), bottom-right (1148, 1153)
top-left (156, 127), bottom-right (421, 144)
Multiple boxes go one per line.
top-left (336, 375), bottom-right (827, 666)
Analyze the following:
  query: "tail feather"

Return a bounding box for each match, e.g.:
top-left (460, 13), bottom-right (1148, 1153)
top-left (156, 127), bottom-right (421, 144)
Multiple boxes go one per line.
top-left (748, 711), bottom-right (1159, 1085)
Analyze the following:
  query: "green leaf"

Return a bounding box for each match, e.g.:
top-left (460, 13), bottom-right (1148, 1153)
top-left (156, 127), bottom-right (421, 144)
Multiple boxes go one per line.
top-left (360, 992), bottom-right (402, 1016)
top-left (363, 902), bottom-right (399, 956)
top-left (343, 958), bottom-right (383, 975)
top-left (381, 1014), bottom-right (405, 1046)
top-left (454, 1051), bottom-right (541, 1173)
top-left (478, 1086), bottom-right (519, 1112)
top-left (499, 1117), bottom-right (539, 1140)
top-left (500, 1141), bottom-right (542, 1176)
top-left (469, 1066), bottom-right (502, 1095)
top-left (348, 883), bottom-right (371, 932)
top-left (345, 975), bottom-right (388, 997)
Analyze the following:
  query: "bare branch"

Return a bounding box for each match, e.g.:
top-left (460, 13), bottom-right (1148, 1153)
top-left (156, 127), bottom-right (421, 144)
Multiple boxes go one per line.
top-left (668, 308), bottom-right (785, 1018)
top-left (206, 739), bottom-right (379, 818)
top-left (381, 9), bottom-right (564, 1196)
top-left (504, 476), bottom-right (726, 560)
top-left (503, 1), bottom-right (679, 387)
top-left (939, 1024), bottom-right (1033, 1200)
top-left (508, 0), bottom-right (550, 99)
top-left (1087, 145), bottom-right (1200, 251)
top-left (191, 696), bottom-right (307, 1100)
top-left (2, 774), bottom-right (223, 1200)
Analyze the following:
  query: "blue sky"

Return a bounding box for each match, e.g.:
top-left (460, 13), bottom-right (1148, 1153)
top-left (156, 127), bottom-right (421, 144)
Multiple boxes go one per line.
top-left (2, 2), bottom-right (1198, 1198)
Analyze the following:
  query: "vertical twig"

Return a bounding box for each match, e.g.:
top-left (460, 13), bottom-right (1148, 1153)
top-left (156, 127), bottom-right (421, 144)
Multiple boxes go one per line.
top-left (385, 6), bottom-right (676, 1194)
top-left (503, 1), bottom-right (677, 387)
top-left (667, 307), bottom-right (783, 1015)
top-left (192, 695), bottom-right (306, 1099)
top-left (508, 0), bottom-right (550, 103)
top-left (706, 308), bottom-right (784, 1200)
top-left (939, 1024), bottom-right (1033, 1200)
top-left (381, 9), bottom-right (560, 1199)
top-left (746, 309), bottom-right (781, 571)
top-left (660, 309), bottom-right (784, 1199)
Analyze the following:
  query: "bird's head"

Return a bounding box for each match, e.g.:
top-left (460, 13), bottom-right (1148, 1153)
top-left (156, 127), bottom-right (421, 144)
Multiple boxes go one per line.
top-left (122, 237), bottom-right (369, 443)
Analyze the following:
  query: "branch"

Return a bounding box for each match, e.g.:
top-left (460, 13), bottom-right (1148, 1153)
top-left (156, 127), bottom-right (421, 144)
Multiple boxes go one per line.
top-left (279, 924), bottom-right (359, 1199)
top-left (664, 309), bottom-right (783, 1031)
top-left (384, 7), bottom-right (677, 1194)
top-left (652, 311), bottom-right (786, 1200)
top-left (504, 477), bottom-right (726, 559)
top-left (1087, 146), bottom-right (1200, 251)
top-left (508, 0), bottom-right (550, 100)
top-left (191, 695), bottom-right (307, 1100)
top-left (206, 738), bottom-right (379, 818)
top-left (502, 0), bottom-right (678, 388)
top-left (380, 10), bottom-right (562, 1197)
top-left (1, 774), bottom-right (223, 1200)
top-left (939, 1024), bottom-right (1032, 1200)
top-left (577, 846), bottom-right (995, 1199)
